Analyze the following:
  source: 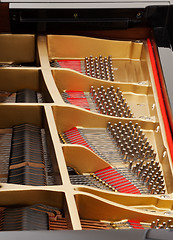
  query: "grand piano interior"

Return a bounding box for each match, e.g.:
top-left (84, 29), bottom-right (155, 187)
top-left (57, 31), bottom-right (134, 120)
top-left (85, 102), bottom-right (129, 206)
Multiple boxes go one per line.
top-left (0, 0), bottom-right (173, 239)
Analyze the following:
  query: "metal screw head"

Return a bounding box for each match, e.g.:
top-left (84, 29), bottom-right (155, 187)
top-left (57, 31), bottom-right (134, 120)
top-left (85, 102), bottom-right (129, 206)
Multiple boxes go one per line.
top-left (160, 195), bottom-right (170, 199)
top-left (74, 13), bottom-right (78, 18)
top-left (136, 12), bottom-right (142, 19)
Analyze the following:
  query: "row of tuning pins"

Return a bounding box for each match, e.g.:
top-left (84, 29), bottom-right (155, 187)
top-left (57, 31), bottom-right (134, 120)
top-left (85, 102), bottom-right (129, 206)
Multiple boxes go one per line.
top-left (110, 219), bottom-right (173, 230)
top-left (107, 121), bottom-right (154, 161)
top-left (85, 56), bottom-right (115, 81)
top-left (151, 219), bottom-right (173, 229)
top-left (107, 121), bottom-right (165, 194)
top-left (132, 159), bottom-right (165, 194)
top-left (90, 85), bottom-right (133, 118)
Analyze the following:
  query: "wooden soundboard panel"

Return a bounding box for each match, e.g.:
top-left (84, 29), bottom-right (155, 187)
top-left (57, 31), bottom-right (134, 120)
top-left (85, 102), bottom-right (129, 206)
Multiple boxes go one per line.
top-left (0, 34), bottom-right (172, 231)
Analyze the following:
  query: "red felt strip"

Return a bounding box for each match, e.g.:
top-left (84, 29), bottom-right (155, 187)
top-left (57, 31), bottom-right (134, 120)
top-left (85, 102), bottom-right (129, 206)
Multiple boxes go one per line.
top-left (112, 182), bottom-right (132, 189)
top-left (57, 60), bottom-right (82, 73)
top-left (94, 166), bottom-right (141, 194)
top-left (65, 133), bottom-right (82, 138)
top-left (147, 39), bottom-right (173, 163)
top-left (65, 90), bottom-right (90, 110)
top-left (97, 170), bottom-right (118, 178)
top-left (67, 98), bottom-right (90, 109)
top-left (95, 167), bottom-right (112, 174)
top-left (110, 179), bottom-right (129, 186)
top-left (65, 133), bottom-right (84, 138)
top-left (65, 127), bottom-right (78, 133)
top-left (132, 226), bottom-right (144, 229)
top-left (128, 220), bottom-right (144, 229)
top-left (118, 184), bottom-right (137, 190)
top-left (150, 40), bottom-right (173, 135)
top-left (128, 220), bottom-right (141, 224)
top-left (106, 175), bottom-right (126, 182)
top-left (66, 91), bottom-right (84, 93)
top-left (95, 169), bottom-right (115, 177)
top-left (101, 174), bottom-right (123, 182)
top-left (66, 93), bottom-right (85, 98)
top-left (65, 128), bottom-right (142, 194)
top-left (67, 98), bottom-right (87, 100)
top-left (64, 127), bottom-right (93, 152)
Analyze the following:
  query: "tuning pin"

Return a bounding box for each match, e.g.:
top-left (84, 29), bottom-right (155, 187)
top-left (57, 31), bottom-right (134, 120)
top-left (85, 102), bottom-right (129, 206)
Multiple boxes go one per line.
top-left (90, 86), bottom-right (95, 95)
top-left (162, 222), bottom-right (167, 229)
top-left (151, 221), bottom-right (156, 228)
top-left (166, 220), bottom-right (172, 228)
top-left (156, 219), bottom-right (160, 228)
